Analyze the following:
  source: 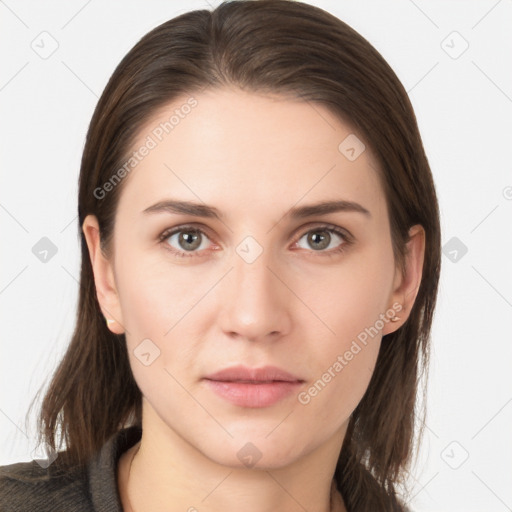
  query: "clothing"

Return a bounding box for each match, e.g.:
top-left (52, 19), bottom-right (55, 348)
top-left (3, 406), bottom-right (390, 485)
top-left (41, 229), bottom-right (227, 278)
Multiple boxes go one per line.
top-left (0, 425), bottom-right (142, 511)
top-left (0, 426), bottom-right (414, 511)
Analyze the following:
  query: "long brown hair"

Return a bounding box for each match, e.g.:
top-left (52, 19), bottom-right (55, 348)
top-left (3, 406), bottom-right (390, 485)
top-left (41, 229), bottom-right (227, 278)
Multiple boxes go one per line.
top-left (25, 1), bottom-right (441, 509)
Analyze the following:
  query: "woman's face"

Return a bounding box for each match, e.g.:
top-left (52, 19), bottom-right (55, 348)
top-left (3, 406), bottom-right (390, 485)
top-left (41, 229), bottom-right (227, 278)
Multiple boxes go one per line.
top-left (85, 87), bottom-right (420, 469)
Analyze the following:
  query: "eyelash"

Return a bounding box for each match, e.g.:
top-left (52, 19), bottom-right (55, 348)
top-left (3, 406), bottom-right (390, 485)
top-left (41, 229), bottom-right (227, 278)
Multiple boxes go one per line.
top-left (157, 223), bottom-right (353, 259)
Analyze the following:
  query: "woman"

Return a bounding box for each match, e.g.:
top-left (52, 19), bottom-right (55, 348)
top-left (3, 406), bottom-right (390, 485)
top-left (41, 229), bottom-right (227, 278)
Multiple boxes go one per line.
top-left (0, 1), bottom-right (440, 511)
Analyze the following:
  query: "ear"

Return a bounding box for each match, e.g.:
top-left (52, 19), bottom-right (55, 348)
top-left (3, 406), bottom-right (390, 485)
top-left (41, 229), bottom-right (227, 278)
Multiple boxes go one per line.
top-left (81, 214), bottom-right (125, 335)
top-left (382, 224), bottom-right (425, 335)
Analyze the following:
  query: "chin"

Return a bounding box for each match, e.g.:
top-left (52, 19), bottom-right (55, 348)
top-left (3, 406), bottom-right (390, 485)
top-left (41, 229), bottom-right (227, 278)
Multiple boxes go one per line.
top-left (199, 434), bottom-right (306, 471)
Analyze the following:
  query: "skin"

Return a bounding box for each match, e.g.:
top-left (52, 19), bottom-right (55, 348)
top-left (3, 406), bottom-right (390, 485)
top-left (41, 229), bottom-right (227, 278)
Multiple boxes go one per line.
top-left (83, 86), bottom-right (425, 512)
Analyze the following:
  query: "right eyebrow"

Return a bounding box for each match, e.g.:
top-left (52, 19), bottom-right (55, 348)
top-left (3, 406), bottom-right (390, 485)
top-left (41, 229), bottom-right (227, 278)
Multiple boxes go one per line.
top-left (142, 199), bottom-right (223, 220)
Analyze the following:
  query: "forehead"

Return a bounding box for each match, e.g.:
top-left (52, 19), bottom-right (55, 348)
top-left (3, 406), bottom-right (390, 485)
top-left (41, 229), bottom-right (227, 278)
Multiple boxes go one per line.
top-left (116, 87), bottom-right (386, 223)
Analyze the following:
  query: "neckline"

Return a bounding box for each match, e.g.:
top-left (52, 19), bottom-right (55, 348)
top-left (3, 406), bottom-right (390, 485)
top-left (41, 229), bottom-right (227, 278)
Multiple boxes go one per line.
top-left (90, 425), bottom-right (345, 512)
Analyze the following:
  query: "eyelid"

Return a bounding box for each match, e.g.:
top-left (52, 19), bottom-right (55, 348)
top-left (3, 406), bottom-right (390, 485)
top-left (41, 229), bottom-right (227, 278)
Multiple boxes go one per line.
top-left (292, 221), bottom-right (353, 243)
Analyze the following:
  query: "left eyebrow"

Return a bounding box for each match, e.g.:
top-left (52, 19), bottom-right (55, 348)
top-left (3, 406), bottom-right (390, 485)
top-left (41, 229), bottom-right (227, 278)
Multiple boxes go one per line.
top-left (141, 198), bottom-right (371, 220)
top-left (286, 199), bottom-right (371, 219)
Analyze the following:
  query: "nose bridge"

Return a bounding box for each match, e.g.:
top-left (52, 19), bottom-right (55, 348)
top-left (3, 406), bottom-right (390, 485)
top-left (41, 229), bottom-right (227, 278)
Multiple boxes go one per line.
top-left (220, 235), bottom-right (290, 340)
top-left (234, 238), bottom-right (273, 294)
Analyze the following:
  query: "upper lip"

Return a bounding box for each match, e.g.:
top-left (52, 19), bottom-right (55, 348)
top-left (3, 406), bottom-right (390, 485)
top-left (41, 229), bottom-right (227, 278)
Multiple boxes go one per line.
top-left (204, 365), bottom-right (303, 383)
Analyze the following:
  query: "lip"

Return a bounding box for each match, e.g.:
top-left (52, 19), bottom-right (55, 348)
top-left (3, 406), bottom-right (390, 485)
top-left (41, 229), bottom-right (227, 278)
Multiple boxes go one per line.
top-left (203, 365), bottom-right (304, 408)
top-left (204, 365), bottom-right (303, 383)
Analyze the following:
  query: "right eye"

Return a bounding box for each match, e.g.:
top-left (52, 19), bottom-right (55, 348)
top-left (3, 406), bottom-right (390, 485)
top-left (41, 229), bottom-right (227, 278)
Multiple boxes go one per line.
top-left (158, 225), bottom-right (215, 258)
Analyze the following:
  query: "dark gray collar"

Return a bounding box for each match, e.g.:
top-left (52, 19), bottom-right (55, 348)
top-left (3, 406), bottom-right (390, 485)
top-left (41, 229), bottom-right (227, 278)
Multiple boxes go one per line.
top-left (88, 425), bottom-right (142, 512)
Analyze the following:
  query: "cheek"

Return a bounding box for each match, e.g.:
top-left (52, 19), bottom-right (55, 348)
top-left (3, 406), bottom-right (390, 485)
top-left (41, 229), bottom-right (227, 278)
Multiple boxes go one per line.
top-left (293, 241), bottom-right (394, 412)
top-left (115, 242), bottom-right (197, 335)
top-left (115, 259), bottom-right (194, 410)
top-left (294, 290), bottom-right (384, 435)
top-left (297, 240), bottom-right (395, 344)
top-left (114, 248), bottom-right (212, 383)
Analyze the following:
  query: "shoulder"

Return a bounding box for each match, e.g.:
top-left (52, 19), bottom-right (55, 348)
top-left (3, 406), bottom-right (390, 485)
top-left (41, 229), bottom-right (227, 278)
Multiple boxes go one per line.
top-left (0, 459), bottom-right (91, 512)
top-left (0, 426), bottom-right (142, 512)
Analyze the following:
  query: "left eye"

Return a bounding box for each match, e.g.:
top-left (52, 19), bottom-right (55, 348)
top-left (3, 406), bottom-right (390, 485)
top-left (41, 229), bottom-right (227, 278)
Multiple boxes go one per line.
top-left (295, 227), bottom-right (348, 253)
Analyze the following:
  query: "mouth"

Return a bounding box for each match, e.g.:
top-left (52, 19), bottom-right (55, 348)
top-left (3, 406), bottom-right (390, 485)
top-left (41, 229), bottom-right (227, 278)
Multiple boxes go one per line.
top-left (202, 365), bottom-right (304, 408)
top-left (204, 364), bottom-right (304, 383)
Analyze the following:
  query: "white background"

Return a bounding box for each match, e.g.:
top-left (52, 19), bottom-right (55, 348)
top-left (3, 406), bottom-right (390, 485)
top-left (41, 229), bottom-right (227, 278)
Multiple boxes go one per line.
top-left (1, 1), bottom-right (511, 511)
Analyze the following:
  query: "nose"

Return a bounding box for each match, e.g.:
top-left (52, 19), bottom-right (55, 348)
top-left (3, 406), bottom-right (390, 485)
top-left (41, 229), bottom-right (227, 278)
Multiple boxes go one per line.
top-left (218, 243), bottom-right (292, 343)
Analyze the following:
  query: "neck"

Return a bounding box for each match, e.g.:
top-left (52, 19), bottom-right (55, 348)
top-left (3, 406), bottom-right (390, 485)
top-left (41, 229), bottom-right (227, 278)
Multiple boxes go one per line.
top-left (118, 404), bottom-right (347, 512)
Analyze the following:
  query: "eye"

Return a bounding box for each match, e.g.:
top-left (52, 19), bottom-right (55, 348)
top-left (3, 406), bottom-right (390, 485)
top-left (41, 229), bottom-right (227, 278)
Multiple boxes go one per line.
top-left (294, 224), bottom-right (351, 256)
top-left (158, 225), bottom-right (214, 258)
top-left (158, 223), bottom-right (352, 259)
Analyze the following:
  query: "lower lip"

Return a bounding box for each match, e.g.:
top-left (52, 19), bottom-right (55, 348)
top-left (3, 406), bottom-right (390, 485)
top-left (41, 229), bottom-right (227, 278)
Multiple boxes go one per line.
top-left (204, 379), bottom-right (302, 408)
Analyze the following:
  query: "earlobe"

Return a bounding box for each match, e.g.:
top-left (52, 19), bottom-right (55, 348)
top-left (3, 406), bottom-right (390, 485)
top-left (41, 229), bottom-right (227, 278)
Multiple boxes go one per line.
top-left (81, 214), bottom-right (125, 334)
top-left (382, 224), bottom-right (425, 335)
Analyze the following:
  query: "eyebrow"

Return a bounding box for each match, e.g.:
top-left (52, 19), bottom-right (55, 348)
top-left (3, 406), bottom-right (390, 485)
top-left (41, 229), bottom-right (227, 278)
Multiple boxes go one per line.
top-left (142, 199), bottom-right (371, 220)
